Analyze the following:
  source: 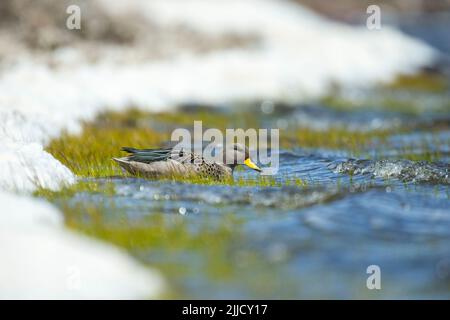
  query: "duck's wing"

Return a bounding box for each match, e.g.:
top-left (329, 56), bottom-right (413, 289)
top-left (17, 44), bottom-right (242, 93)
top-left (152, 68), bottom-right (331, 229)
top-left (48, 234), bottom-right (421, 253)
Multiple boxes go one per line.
top-left (120, 147), bottom-right (174, 164)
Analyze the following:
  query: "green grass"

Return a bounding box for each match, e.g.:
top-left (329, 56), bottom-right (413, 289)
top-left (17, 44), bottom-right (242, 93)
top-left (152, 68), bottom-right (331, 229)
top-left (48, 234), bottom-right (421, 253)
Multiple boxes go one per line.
top-left (128, 173), bottom-right (308, 188)
top-left (45, 106), bottom-right (449, 189)
top-left (281, 127), bottom-right (390, 152)
top-left (44, 106), bottom-right (448, 188)
top-left (97, 107), bottom-right (260, 131)
top-left (386, 73), bottom-right (449, 93)
top-left (320, 72), bottom-right (450, 115)
top-left (151, 109), bottom-right (260, 130)
top-left (47, 121), bottom-right (168, 177)
top-left (34, 179), bottom-right (117, 201)
top-left (47, 108), bottom-right (401, 180)
top-left (47, 108), bottom-right (265, 178)
top-left (322, 91), bottom-right (450, 114)
top-left (396, 148), bottom-right (447, 162)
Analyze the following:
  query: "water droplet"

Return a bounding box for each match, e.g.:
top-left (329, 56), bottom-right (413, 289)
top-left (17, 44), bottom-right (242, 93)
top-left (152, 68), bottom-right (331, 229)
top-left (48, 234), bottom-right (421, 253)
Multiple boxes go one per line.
top-left (267, 243), bottom-right (288, 262)
top-left (276, 119), bottom-right (288, 129)
top-left (261, 100), bottom-right (274, 114)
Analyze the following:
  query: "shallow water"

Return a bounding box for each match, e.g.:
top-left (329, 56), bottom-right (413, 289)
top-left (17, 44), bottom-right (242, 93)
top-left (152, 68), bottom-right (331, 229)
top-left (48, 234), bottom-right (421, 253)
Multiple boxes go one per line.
top-left (63, 141), bottom-right (450, 298)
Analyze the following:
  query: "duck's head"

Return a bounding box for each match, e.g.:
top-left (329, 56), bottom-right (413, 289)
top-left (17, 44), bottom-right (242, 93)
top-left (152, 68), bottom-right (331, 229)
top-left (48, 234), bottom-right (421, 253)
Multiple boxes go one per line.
top-left (223, 143), bottom-right (261, 172)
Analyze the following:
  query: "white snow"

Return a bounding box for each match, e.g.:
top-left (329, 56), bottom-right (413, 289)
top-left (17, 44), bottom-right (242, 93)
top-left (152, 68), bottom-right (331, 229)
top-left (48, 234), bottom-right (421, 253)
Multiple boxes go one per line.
top-left (102, 0), bottom-right (437, 98)
top-left (0, 0), bottom-right (438, 299)
top-left (0, 142), bottom-right (75, 192)
top-left (0, 192), bottom-right (165, 299)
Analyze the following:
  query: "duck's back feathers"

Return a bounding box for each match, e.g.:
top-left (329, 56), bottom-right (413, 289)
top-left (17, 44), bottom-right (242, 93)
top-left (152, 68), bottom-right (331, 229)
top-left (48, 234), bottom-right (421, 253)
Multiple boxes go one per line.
top-left (121, 147), bottom-right (173, 164)
top-left (114, 145), bottom-right (233, 180)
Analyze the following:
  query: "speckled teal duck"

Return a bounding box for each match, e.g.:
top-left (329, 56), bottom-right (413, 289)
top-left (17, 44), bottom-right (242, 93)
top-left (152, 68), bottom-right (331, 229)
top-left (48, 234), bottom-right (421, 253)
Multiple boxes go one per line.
top-left (113, 143), bottom-right (261, 180)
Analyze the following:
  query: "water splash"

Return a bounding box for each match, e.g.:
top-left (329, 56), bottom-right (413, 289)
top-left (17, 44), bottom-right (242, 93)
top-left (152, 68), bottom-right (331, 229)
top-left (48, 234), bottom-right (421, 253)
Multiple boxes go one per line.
top-left (332, 159), bottom-right (450, 184)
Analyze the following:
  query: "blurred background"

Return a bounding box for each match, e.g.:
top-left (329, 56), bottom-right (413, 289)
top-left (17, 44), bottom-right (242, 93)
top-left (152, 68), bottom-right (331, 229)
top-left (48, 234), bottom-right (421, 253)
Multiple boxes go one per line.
top-left (0, 0), bottom-right (449, 299)
top-left (1, 0), bottom-right (450, 52)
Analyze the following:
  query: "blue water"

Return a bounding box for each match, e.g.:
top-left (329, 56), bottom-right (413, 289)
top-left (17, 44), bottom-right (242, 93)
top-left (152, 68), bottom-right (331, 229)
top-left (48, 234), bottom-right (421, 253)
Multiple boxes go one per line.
top-left (64, 135), bottom-right (450, 298)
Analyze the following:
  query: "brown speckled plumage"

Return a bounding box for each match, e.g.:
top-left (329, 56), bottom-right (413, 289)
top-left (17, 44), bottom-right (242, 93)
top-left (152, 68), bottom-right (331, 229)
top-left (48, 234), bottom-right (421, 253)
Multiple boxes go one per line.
top-left (113, 143), bottom-right (260, 180)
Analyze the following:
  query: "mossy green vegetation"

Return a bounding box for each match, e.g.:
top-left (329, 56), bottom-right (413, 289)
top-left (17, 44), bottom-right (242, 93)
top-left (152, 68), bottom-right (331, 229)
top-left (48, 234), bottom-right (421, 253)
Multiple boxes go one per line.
top-left (46, 105), bottom-right (449, 186)
top-left (322, 93), bottom-right (450, 115)
top-left (47, 107), bottom-right (403, 181)
top-left (47, 120), bottom-right (168, 177)
top-left (34, 179), bottom-right (117, 201)
top-left (321, 72), bottom-right (450, 115)
top-left (395, 147), bottom-right (447, 162)
top-left (386, 73), bottom-right (449, 93)
top-left (281, 127), bottom-right (390, 151)
top-left (98, 107), bottom-right (260, 131)
top-left (47, 108), bottom-right (264, 178)
top-left (65, 202), bottom-right (244, 297)
top-left (152, 109), bottom-right (260, 130)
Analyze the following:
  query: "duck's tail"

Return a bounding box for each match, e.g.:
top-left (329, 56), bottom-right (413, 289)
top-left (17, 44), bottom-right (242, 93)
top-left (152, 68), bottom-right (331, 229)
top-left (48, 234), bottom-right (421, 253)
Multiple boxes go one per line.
top-left (112, 157), bottom-right (129, 164)
top-left (112, 157), bottom-right (133, 173)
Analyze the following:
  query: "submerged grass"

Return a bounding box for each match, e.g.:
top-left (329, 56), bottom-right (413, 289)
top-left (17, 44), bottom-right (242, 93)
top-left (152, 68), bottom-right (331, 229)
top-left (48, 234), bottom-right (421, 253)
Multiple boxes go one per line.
top-left (34, 179), bottom-right (117, 201)
top-left (120, 172), bottom-right (308, 188)
top-left (52, 198), bottom-right (297, 298)
top-left (64, 203), bottom-right (242, 297)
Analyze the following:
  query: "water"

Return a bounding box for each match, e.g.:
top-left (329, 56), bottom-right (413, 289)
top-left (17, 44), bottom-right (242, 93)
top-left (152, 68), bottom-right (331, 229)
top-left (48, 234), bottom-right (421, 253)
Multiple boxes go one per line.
top-left (64, 138), bottom-right (450, 298)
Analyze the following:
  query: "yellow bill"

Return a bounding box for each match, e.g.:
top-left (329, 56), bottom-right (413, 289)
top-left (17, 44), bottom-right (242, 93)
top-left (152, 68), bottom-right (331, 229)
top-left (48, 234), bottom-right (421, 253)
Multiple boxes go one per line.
top-left (244, 158), bottom-right (262, 172)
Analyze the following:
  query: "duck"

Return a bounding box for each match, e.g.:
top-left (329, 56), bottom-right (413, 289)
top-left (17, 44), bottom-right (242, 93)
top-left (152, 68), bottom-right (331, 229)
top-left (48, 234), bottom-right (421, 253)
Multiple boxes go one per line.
top-left (113, 143), bottom-right (261, 180)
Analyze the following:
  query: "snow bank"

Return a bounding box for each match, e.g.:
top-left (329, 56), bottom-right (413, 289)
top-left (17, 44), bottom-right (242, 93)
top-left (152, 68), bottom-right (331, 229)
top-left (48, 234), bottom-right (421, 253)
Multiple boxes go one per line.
top-left (0, 192), bottom-right (165, 299)
top-left (0, 142), bottom-right (75, 192)
top-left (103, 0), bottom-right (437, 99)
